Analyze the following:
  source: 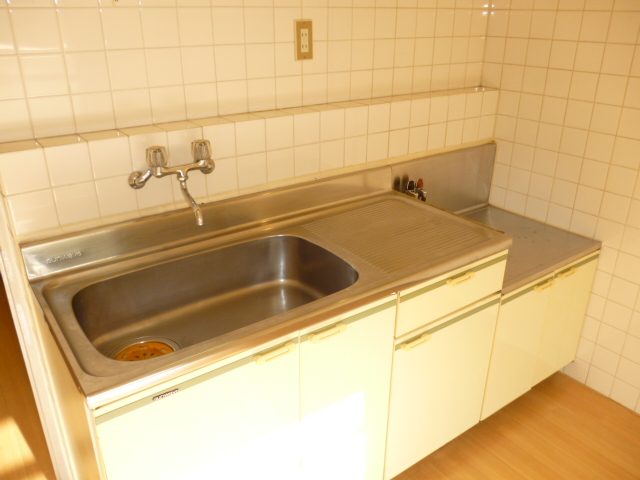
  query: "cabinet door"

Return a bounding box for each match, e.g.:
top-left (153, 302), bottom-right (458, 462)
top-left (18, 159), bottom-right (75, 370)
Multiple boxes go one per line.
top-left (95, 337), bottom-right (300, 480)
top-left (385, 297), bottom-right (500, 480)
top-left (533, 255), bottom-right (598, 386)
top-left (481, 276), bottom-right (552, 420)
top-left (300, 298), bottom-right (396, 480)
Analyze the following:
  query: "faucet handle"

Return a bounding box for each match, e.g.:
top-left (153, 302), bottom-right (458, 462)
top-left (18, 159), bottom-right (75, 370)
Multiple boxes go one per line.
top-left (191, 139), bottom-right (211, 161)
top-left (146, 146), bottom-right (168, 168)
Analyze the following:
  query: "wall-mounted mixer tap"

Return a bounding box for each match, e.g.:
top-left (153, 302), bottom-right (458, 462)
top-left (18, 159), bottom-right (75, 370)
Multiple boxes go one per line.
top-left (128, 139), bottom-right (215, 226)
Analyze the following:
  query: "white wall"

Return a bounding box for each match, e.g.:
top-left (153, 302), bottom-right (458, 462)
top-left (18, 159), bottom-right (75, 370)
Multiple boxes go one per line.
top-left (0, 0), bottom-right (488, 142)
top-left (484, 0), bottom-right (640, 413)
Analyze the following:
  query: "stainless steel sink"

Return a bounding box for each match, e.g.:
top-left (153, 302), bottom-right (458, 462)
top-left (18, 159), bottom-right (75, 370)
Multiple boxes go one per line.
top-left (23, 167), bottom-right (511, 406)
top-left (63, 235), bottom-right (358, 360)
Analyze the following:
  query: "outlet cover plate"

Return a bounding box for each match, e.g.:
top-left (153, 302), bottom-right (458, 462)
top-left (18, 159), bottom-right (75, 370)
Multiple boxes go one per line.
top-left (295, 19), bottom-right (313, 60)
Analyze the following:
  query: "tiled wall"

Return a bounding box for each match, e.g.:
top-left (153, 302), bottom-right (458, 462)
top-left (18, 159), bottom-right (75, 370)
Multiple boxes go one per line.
top-left (0, 0), bottom-right (489, 142)
top-left (484, 0), bottom-right (640, 413)
top-left (0, 89), bottom-right (498, 237)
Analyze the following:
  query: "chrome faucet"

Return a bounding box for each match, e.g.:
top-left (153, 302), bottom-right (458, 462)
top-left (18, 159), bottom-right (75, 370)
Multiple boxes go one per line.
top-left (129, 140), bottom-right (215, 226)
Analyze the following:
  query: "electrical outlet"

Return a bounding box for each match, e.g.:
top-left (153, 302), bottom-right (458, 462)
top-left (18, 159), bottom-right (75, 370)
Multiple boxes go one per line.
top-left (295, 20), bottom-right (313, 61)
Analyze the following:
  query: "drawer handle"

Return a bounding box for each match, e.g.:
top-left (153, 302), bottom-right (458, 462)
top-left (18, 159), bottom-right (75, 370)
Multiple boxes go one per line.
top-left (401, 333), bottom-right (431, 351)
top-left (558, 267), bottom-right (578, 279)
top-left (254, 342), bottom-right (296, 365)
top-left (446, 271), bottom-right (476, 287)
top-left (534, 278), bottom-right (555, 292)
top-left (309, 323), bottom-right (347, 344)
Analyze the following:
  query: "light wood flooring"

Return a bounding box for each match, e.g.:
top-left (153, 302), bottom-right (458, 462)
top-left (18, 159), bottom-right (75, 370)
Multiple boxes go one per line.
top-left (395, 372), bottom-right (640, 480)
top-left (0, 279), bottom-right (56, 480)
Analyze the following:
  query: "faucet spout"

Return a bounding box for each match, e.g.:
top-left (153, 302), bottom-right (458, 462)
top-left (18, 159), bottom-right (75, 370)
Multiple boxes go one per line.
top-left (179, 178), bottom-right (204, 226)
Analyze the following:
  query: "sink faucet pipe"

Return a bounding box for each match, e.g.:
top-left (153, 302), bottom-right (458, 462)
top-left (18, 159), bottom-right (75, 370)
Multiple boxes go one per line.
top-left (179, 178), bottom-right (204, 226)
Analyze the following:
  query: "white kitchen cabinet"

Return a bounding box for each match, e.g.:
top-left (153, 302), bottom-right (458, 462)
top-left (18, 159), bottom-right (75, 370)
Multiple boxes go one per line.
top-left (300, 296), bottom-right (396, 480)
top-left (482, 252), bottom-right (599, 421)
top-left (480, 274), bottom-right (553, 420)
top-left (533, 253), bottom-right (598, 385)
top-left (94, 334), bottom-right (301, 480)
top-left (94, 296), bottom-right (397, 480)
top-left (384, 295), bottom-right (501, 480)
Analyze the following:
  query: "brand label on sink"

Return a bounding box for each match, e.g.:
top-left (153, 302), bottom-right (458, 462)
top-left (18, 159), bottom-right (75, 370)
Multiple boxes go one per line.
top-left (45, 251), bottom-right (83, 264)
top-left (152, 388), bottom-right (179, 402)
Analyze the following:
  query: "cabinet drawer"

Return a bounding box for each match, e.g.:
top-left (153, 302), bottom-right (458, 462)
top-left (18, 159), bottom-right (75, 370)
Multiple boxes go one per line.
top-left (396, 253), bottom-right (507, 337)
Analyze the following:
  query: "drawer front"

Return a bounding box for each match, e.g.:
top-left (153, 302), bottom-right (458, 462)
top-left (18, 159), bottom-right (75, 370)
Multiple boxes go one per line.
top-left (396, 255), bottom-right (507, 337)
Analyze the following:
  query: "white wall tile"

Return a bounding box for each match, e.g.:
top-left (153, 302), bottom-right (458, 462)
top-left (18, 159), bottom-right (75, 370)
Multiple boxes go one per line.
top-left (107, 50), bottom-right (149, 91)
top-left (366, 104), bottom-right (391, 136)
top-left (20, 54), bottom-right (69, 97)
top-left (320, 138), bottom-right (344, 171)
top-left (344, 135), bottom-right (367, 165)
top-left (0, 148), bottom-right (50, 195)
top-left (101, 7), bottom-right (144, 50)
top-left (86, 134), bottom-right (132, 179)
top-left (244, 8), bottom-right (274, 43)
top-left (58, 8), bottom-right (105, 52)
top-left (202, 122), bottom-right (236, 160)
top-left (10, 8), bottom-right (62, 53)
top-left (294, 143), bottom-right (320, 176)
top-left (7, 189), bottom-right (59, 235)
top-left (149, 86), bottom-right (187, 124)
top-left (367, 131), bottom-right (388, 162)
top-left (53, 182), bottom-right (100, 225)
top-left (206, 156), bottom-right (238, 195)
top-left (319, 109), bottom-right (345, 141)
top-left (141, 8), bottom-right (180, 48)
top-left (388, 128), bottom-right (409, 157)
top-left (266, 148), bottom-right (295, 182)
top-left (0, 10), bottom-right (16, 55)
top-left (184, 83), bottom-right (218, 119)
top-left (217, 80), bottom-right (249, 115)
top-left (44, 140), bottom-right (93, 187)
top-left (234, 118), bottom-right (266, 155)
top-left (66, 52), bottom-right (111, 94)
top-left (177, 7), bottom-right (213, 46)
top-left (95, 175), bottom-right (139, 216)
top-left (617, 358), bottom-right (640, 390)
top-left (265, 115), bottom-right (294, 151)
top-left (113, 90), bottom-right (154, 130)
top-left (0, 57), bottom-right (25, 100)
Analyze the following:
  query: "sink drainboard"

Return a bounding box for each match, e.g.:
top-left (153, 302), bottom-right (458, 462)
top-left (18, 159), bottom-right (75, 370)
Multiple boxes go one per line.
top-left (110, 338), bottom-right (180, 362)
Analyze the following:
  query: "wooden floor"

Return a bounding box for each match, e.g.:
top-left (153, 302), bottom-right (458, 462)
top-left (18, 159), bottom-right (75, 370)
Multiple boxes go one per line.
top-left (395, 372), bottom-right (640, 480)
top-left (0, 279), bottom-right (56, 480)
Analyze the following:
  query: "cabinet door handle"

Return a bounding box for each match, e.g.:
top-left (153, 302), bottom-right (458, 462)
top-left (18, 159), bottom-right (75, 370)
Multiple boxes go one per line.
top-left (254, 342), bottom-right (296, 365)
top-left (308, 323), bottom-right (347, 344)
top-left (400, 333), bottom-right (431, 351)
top-left (534, 278), bottom-right (555, 292)
top-left (558, 267), bottom-right (578, 279)
top-left (446, 270), bottom-right (476, 287)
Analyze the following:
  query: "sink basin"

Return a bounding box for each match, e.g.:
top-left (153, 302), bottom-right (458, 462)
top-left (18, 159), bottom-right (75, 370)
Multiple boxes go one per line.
top-left (67, 235), bottom-right (358, 359)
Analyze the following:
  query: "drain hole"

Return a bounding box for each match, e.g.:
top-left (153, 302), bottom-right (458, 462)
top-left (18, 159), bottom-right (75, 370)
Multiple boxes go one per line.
top-left (110, 338), bottom-right (180, 362)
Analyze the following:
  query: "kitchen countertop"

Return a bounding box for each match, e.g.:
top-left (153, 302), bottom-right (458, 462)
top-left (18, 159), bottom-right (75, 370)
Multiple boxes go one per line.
top-left (463, 205), bottom-right (601, 295)
top-left (24, 168), bottom-right (512, 407)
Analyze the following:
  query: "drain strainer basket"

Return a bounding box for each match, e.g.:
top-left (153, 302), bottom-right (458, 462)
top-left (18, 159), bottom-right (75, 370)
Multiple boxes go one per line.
top-left (110, 337), bottom-right (180, 362)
